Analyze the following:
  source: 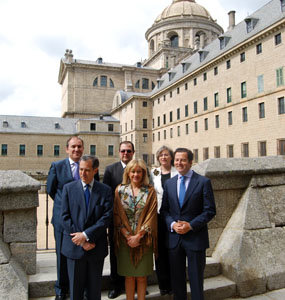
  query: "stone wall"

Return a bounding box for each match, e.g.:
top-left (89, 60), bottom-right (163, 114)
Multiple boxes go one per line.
top-left (192, 156), bottom-right (285, 298)
top-left (0, 170), bottom-right (40, 299)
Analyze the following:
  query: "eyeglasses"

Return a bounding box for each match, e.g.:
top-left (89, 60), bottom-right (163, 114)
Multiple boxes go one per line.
top-left (120, 149), bottom-right (132, 153)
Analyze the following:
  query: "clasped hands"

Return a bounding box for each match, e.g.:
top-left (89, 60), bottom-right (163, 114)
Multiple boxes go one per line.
top-left (126, 233), bottom-right (143, 248)
top-left (173, 220), bottom-right (192, 234)
top-left (70, 232), bottom-right (95, 251)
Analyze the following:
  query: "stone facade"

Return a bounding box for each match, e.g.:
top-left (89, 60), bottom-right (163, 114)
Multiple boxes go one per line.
top-left (0, 170), bottom-right (40, 299)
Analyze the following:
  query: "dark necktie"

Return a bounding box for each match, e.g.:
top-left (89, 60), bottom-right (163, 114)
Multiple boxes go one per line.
top-left (73, 162), bottom-right (80, 180)
top-left (179, 176), bottom-right (186, 208)
top-left (84, 184), bottom-right (90, 215)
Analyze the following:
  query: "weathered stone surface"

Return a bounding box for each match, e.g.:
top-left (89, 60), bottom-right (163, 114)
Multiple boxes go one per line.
top-left (0, 259), bottom-right (28, 300)
top-left (10, 242), bottom-right (36, 275)
top-left (250, 174), bottom-right (285, 187)
top-left (0, 211), bottom-right (3, 238)
top-left (3, 209), bottom-right (37, 243)
top-left (0, 240), bottom-right (11, 264)
top-left (0, 170), bottom-right (40, 194)
top-left (0, 192), bottom-right (39, 211)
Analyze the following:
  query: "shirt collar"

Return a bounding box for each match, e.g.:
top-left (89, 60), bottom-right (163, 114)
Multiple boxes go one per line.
top-left (81, 179), bottom-right (94, 189)
top-left (178, 169), bottom-right (193, 179)
top-left (121, 161), bottom-right (127, 169)
top-left (69, 157), bottom-right (78, 165)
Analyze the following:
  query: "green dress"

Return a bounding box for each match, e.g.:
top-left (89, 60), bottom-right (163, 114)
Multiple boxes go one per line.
top-left (116, 184), bottom-right (153, 277)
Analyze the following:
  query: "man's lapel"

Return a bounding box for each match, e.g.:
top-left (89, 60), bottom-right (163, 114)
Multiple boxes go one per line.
top-left (75, 180), bottom-right (87, 217)
top-left (65, 158), bottom-right (73, 180)
top-left (86, 182), bottom-right (98, 219)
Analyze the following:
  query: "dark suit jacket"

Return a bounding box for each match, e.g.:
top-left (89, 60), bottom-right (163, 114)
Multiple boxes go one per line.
top-left (61, 180), bottom-right (113, 260)
top-left (103, 161), bottom-right (124, 194)
top-left (47, 158), bottom-right (74, 230)
top-left (160, 171), bottom-right (216, 251)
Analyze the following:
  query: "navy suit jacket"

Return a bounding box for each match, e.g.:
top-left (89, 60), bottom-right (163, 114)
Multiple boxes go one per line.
top-left (47, 158), bottom-right (74, 231)
top-left (160, 171), bottom-right (216, 251)
top-left (61, 180), bottom-right (113, 260)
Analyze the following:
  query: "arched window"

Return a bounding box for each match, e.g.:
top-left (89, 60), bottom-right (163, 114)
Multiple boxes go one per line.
top-left (110, 78), bottom-right (114, 88)
top-left (135, 80), bottom-right (140, 89)
top-left (150, 39), bottom-right (155, 54)
top-left (152, 82), bottom-right (155, 90)
top-left (170, 35), bottom-right (178, 48)
top-left (93, 77), bottom-right (98, 86)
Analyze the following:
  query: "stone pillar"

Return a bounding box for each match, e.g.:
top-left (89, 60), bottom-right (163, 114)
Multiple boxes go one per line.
top-left (0, 170), bottom-right (40, 299)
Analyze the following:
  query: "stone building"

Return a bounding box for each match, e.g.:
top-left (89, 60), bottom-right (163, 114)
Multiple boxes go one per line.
top-left (0, 0), bottom-right (284, 174)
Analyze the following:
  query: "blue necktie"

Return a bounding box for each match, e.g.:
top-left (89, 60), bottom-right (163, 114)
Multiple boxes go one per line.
top-left (73, 162), bottom-right (80, 180)
top-left (84, 184), bottom-right (90, 215)
top-left (179, 176), bottom-right (186, 208)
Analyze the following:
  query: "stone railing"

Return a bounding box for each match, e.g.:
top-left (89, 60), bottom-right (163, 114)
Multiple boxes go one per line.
top-left (0, 170), bottom-right (40, 299)
top-left (193, 156), bottom-right (285, 297)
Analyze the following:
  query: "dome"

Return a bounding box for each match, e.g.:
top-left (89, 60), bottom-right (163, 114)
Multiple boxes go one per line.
top-left (155, 0), bottom-right (213, 23)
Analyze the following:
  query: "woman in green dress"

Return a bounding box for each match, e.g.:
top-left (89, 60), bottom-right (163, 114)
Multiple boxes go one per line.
top-left (113, 159), bottom-right (157, 300)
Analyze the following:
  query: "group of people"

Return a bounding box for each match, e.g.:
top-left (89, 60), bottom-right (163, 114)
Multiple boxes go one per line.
top-left (47, 136), bottom-right (216, 300)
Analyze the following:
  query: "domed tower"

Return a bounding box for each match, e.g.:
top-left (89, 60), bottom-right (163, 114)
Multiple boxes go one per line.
top-left (144, 0), bottom-right (223, 69)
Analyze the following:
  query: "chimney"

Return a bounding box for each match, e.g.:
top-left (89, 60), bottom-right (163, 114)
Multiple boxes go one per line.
top-left (228, 11), bottom-right (236, 30)
top-left (96, 57), bottom-right (103, 64)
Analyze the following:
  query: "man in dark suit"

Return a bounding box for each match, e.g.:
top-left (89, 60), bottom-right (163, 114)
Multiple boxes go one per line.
top-left (160, 148), bottom-right (216, 300)
top-left (103, 141), bottom-right (135, 299)
top-left (61, 155), bottom-right (112, 300)
top-left (47, 136), bottom-right (84, 300)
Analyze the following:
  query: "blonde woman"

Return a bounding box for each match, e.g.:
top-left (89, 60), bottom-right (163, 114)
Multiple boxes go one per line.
top-left (114, 159), bottom-right (157, 300)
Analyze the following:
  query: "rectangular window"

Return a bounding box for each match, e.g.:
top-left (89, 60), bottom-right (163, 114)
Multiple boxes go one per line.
top-left (108, 145), bottom-right (114, 156)
top-left (242, 107), bottom-right (248, 122)
top-left (276, 67), bottom-right (284, 87)
top-left (90, 123), bottom-right (96, 131)
top-left (177, 87), bottom-right (180, 94)
top-left (204, 118), bottom-right (208, 131)
top-left (278, 96), bottom-right (285, 114)
top-left (19, 144), bottom-right (26, 156)
top-left (142, 154), bottom-right (148, 164)
top-left (100, 75), bottom-right (107, 87)
top-left (257, 75), bottom-right (264, 93)
top-left (203, 97), bottom-right (208, 111)
top-left (227, 144), bottom-right (234, 158)
top-left (163, 95), bottom-right (166, 101)
top-left (256, 43), bottom-right (262, 54)
top-left (214, 93), bottom-right (219, 107)
top-left (275, 33), bottom-right (282, 45)
top-left (259, 102), bottom-right (265, 119)
top-left (203, 147), bottom-right (209, 160)
top-left (143, 119), bottom-right (147, 129)
top-left (194, 101), bottom-right (198, 114)
top-left (143, 133), bottom-right (148, 143)
top-left (143, 101), bottom-right (148, 107)
top-left (131, 134), bottom-right (133, 142)
top-left (241, 81), bottom-right (247, 98)
top-left (142, 78), bottom-right (149, 89)
top-left (203, 72), bottom-right (207, 81)
top-left (37, 145), bottom-right (43, 156)
top-left (90, 145), bottom-right (96, 155)
top-left (185, 82), bottom-right (188, 90)
top-left (170, 128), bottom-right (173, 138)
top-left (177, 108), bottom-right (180, 120)
top-left (157, 116), bottom-right (160, 127)
top-left (226, 60), bottom-right (231, 69)
top-left (54, 145), bottom-right (60, 157)
top-left (194, 121), bottom-right (198, 133)
top-left (152, 119), bottom-right (154, 128)
top-left (125, 123), bottom-right (127, 132)
top-left (185, 104), bottom-right (189, 117)
top-left (152, 133), bottom-right (155, 142)
top-left (170, 91), bottom-right (172, 98)
top-left (240, 52), bottom-right (245, 62)
top-left (241, 143), bottom-right (249, 157)
top-left (215, 115), bottom-right (220, 128)
top-left (1, 144), bottom-right (7, 156)
top-left (163, 130), bottom-right (166, 140)
top-left (277, 139), bottom-right (285, 155)
top-left (193, 149), bottom-right (198, 163)
top-left (227, 87), bottom-right (232, 103)
top-left (158, 131), bottom-right (160, 141)
top-left (131, 120), bottom-right (133, 130)
top-left (108, 124), bottom-right (114, 132)
top-left (258, 141), bottom-right (267, 156)
top-left (169, 111), bottom-right (173, 122)
top-left (214, 146), bottom-right (220, 158)
top-left (185, 123), bottom-right (189, 135)
top-left (163, 114), bottom-right (166, 125)
top-left (194, 78), bottom-right (197, 86)
top-left (228, 111), bottom-right (233, 125)
top-left (214, 66), bottom-right (218, 75)
top-left (177, 126), bottom-right (180, 137)
top-left (152, 154), bottom-right (155, 165)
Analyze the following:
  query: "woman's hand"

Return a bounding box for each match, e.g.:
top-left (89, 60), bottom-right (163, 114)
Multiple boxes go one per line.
top-left (127, 234), bottom-right (141, 248)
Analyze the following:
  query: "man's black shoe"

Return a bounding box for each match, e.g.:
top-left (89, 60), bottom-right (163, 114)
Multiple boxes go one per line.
top-left (108, 289), bottom-right (122, 299)
top-left (55, 296), bottom-right (66, 300)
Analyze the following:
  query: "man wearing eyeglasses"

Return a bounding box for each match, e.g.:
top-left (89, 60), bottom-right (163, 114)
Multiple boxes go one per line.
top-left (103, 141), bottom-right (135, 299)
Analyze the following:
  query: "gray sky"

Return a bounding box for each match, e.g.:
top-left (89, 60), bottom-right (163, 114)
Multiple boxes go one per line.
top-left (0, 0), bottom-right (270, 117)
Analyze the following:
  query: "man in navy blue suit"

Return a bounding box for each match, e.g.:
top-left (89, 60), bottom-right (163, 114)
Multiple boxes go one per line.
top-left (47, 136), bottom-right (84, 300)
top-left (160, 148), bottom-right (216, 300)
top-left (61, 155), bottom-right (112, 300)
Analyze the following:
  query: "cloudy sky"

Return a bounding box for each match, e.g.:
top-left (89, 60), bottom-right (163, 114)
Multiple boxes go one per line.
top-left (0, 0), bottom-right (270, 117)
